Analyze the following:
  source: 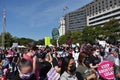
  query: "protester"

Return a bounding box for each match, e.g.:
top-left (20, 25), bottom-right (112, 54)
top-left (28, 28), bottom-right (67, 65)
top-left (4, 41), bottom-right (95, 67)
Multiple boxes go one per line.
top-left (76, 52), bottom-right (97, 80)
top-left (23, 43), bottom-right (39, 80)
top-left (52, 51), bottom-right (62, 74)
top-left (38, 52), bottom-right (52, 80)
top-left (12, 48), bottom-right (20, 64)
top-left (60, 56), bottom-right (78, 80)
top-left (12, 58), bottom-right (36, 80)
top-left (1, 42), bottom-right (120, 80)
top-left (89, 47), bottom-right (101, 70)
top-left (2, 53), bottom-right (17, 80)
top-left (72, 46), bottom-right (80, 67)
top-left (106, 49), bottom-right (120, 80)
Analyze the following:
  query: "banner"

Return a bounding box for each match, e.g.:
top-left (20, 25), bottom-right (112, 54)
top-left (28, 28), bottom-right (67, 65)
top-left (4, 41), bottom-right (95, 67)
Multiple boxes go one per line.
top-left (97, 60), bottom-right (114, 80)
top-left (45, 37), bottom-right (50, 46)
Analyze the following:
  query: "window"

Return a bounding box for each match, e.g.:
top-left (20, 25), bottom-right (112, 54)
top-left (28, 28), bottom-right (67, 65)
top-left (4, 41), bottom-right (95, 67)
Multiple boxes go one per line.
top-left (110, 4), bottom-right (112, 6)
top-left (110, 1), bottom-right (112, 3)
top-left (102, 1), bottom-right (104, 3)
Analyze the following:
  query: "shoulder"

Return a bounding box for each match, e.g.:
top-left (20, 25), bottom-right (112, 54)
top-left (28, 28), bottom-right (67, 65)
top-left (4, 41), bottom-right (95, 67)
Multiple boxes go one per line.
top-left (60, 72), bottom-right (68, 79)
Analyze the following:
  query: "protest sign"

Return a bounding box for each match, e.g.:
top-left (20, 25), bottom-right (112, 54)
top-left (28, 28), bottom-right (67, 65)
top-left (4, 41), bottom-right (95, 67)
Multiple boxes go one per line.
top-left (98, 60), bottom-right (114, 80)
top-left (45, 37), bottom-right (50, 46)
top-left (47, 68), bottom-right (60, 80)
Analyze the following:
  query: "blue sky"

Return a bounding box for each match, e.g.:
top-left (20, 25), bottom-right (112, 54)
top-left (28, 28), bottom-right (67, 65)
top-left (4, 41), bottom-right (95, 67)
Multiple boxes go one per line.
top-left (0, 0), bottom-right (92, 40)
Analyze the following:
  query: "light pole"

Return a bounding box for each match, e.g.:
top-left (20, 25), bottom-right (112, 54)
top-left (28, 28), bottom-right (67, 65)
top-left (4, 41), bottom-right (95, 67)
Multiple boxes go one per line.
top-left (2, 9), bottom-right (6, 49)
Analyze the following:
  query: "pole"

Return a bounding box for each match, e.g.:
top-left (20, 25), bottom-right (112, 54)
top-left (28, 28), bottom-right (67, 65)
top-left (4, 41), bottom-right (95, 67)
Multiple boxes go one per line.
top-left (2, 9), bottom-right (6, 49)
top-left (56, 39), bottom-right (59, 47)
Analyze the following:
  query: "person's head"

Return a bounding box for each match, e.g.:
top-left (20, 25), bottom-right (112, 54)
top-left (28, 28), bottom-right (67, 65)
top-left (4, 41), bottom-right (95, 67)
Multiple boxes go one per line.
top-left (18, 58), bottom-right (33, 74)
top-left (112, 49), bottom-right (119, 57)
top-left (74, 46), bottom-right (80, 53)
top-left (78, 52), bottom-right (88, 65)
top-left (93, 47), bottom-right (100, 56)
top-left (61, 56), bottom-right (76, 75)
top-left (29, 46), bottom-right (38, 56)
top-left (53, 52), bottom-right (61, 58)
top-left (38, 52), bottom-right (46, 62)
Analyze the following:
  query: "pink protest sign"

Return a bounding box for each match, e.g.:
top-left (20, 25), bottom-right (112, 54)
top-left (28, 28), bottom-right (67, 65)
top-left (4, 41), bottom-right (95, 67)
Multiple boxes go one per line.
top-left (98, 60), bottom-right (114, 80)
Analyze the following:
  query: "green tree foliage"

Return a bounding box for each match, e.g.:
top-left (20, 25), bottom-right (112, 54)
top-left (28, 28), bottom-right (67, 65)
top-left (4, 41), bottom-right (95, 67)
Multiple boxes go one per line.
top-left (51, 39), bottom-right (56, 46)
top-left (58, 19), bottom-right (120, 45)
top-left (82, 26), bottom-right (96, 43)
top-left (0, 32), bottom-right (13, 47)
top-left (0, 32), bottom-right (45, 47)
top-left (5, 32), bottom-right (13, 47)
top-left (71, 30), bottom-right (82, 44)
top-left (58, 30), bottom-right (82, 45)
top-left (103, 19), bottom-right (120, 38)
top-left (36, 39), bottom-right (45, 45)
top-left (58, 31), bottom-right (71, 45)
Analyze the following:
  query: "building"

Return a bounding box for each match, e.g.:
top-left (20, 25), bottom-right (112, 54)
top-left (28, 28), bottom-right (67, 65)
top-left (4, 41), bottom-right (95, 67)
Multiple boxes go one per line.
top-left (65, 7), bottom-right (87, 32)
top-left (87, 0), bottom-right (120, 26)
top-left (63, 0), bottom-right (120, 32)
top-left (58, 16), bottom-right (66, 36)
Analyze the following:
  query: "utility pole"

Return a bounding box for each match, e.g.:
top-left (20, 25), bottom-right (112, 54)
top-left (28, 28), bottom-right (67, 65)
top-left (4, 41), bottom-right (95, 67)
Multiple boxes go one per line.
top-left (2, 9), bottom-right (6, 49)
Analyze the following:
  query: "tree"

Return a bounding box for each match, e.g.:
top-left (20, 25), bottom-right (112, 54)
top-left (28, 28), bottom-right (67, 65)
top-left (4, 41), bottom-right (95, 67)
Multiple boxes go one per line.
top-left (82, 26), bottom-right (96, 43)
top-left (103, 19), bottom-right (120, 38)
top-left (58, 31), bottom-right (72, 45)
top-left (51, 39), bottom-right (56, 46)
top-left (4, 32), bottom-right (13, 47)
top-left (71, 30), bottom-right (82, 44)
top-left (18, 38), bottom-right (35, 45)
top-left (102, 19), bottom-right (120, 44)
top-left (36, 39), bottom-right (44, 45)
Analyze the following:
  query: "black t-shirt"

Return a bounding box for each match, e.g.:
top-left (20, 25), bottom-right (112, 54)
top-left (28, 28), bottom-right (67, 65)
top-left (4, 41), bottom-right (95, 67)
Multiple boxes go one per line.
top-left (89, 55), bottom-right (101, 66)
top-left (13, 53), bottom-right (20, 63)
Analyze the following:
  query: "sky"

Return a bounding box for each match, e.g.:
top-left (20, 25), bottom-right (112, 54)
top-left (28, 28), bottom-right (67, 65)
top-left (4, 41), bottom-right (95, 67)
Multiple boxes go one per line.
top-left (0, 0), bottom-right (92, 40)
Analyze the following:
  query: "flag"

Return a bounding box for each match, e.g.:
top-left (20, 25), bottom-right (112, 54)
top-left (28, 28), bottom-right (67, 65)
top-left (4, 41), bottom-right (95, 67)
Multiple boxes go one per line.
top-left (66, 38), bottom-right (73, 46)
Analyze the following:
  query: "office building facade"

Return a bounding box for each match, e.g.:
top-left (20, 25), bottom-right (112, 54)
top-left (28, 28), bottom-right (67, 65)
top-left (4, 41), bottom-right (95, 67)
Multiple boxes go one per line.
top-left (65, 7), bottom-right (87, 32)
top-left (87, 0), bottom-right (120, 26)
top-left (63, 0), bottom-right (120, 32)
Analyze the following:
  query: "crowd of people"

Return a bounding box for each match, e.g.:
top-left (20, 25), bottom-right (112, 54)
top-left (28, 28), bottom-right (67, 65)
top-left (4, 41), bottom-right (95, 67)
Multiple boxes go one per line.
top-left (0, 42), bottom-right (120, 80)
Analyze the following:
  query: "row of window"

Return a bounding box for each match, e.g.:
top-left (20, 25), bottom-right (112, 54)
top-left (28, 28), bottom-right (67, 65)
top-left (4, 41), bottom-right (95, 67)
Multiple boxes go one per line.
top-left (70, 23), bottom-right (86, 26)
top-left (90, 18), bottom-right (120, 26)
top-left (89, 14), bottom-right (120, 24)
top-left (87, 0), bottom-right (120, 16)
top-left (69, 13), bottom-right (86, 18)
top-left (69, 26), bottom-right (85, 29)
top-left (89, 8), bottom-right (120, 20)
top-left (69, 18), bottom-right (86, 22)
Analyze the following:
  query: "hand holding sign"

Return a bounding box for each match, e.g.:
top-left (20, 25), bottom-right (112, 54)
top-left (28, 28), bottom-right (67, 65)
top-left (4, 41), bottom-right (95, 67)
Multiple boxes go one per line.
top-left (97, 61), bottom-right (114, 80)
